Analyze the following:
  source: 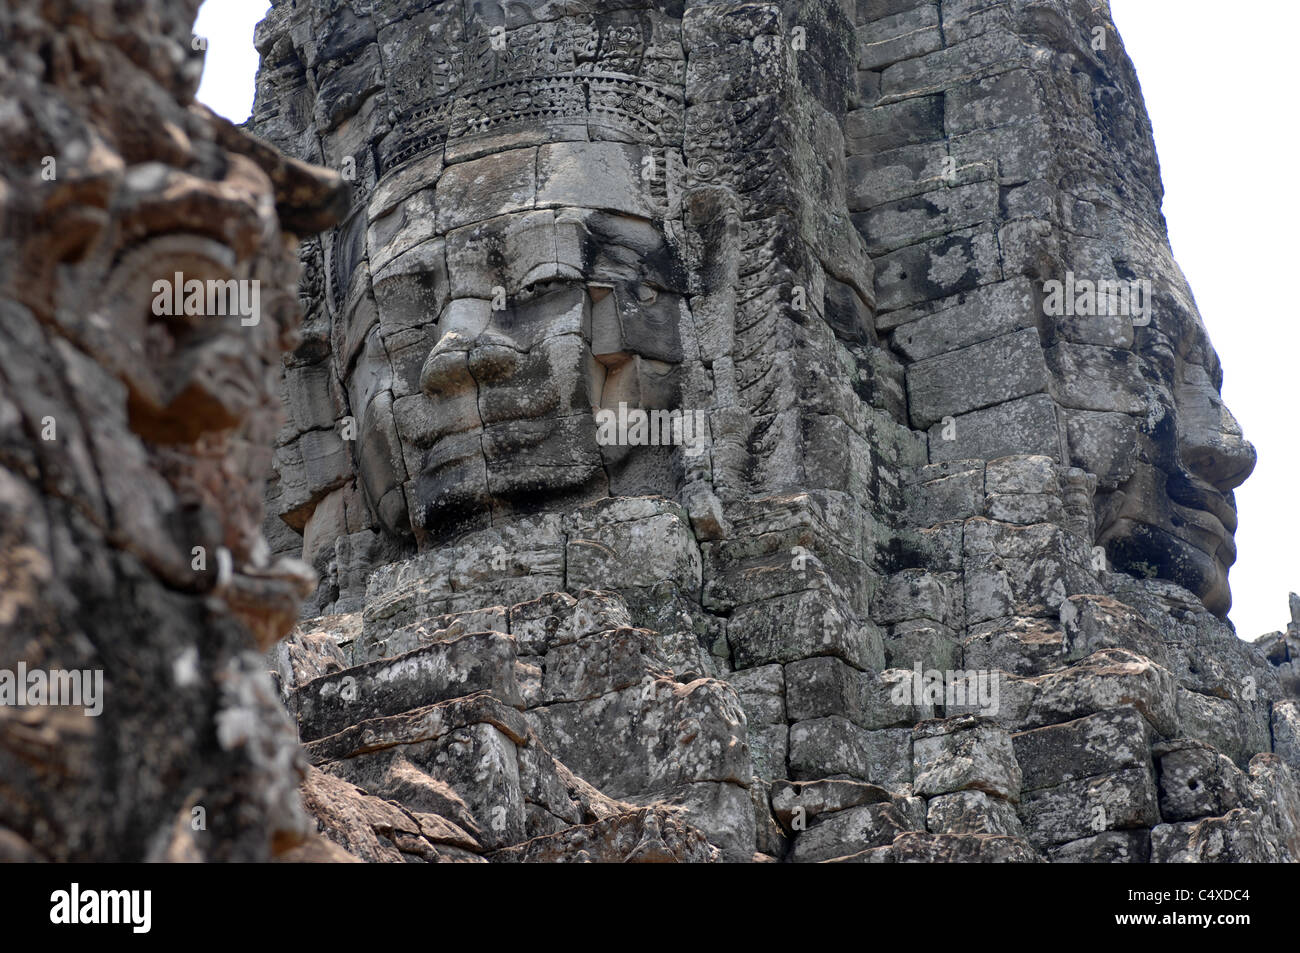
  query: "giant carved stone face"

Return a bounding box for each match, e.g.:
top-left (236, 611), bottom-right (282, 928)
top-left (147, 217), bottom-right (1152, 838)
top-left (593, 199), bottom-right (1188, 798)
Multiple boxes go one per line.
top-left (328, 5), bottom-right (698, 543)
top-left (409, 208), bottom-right (690, 537)
top-left (1090, 290), bottom-right (1255, 617)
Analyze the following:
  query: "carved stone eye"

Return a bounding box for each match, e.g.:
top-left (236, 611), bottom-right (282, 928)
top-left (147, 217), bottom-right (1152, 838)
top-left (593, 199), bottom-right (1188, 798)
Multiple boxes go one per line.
top-left (636, 285), bottom-right (658, 304)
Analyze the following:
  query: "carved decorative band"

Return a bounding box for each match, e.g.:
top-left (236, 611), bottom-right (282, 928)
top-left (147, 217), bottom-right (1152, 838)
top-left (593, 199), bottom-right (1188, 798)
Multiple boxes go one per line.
top-left (378, 72), bottom-right (683, 178)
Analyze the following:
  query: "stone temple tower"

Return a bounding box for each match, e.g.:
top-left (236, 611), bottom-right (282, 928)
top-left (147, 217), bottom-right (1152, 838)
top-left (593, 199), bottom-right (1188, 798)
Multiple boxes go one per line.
top-left (250, 0), bottom-right (1299, 862)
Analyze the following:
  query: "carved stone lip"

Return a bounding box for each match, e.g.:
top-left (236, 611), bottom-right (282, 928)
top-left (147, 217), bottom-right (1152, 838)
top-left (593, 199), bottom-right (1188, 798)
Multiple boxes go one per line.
top-left (1114, 516), bottom-right (1232, 616)
top-left (1100, 493), bottom-right (1236, 615)
top-left (418, 419), bottom-right (588, 481)
top-left (419, 425), bottom-right (487, 475)
top-left (1160, 466), bottom-right (1238, 562)
top-left (1169, 468), bottom-right (1241, 535)
top-left (1167, 498), bottom-right (1235, 569)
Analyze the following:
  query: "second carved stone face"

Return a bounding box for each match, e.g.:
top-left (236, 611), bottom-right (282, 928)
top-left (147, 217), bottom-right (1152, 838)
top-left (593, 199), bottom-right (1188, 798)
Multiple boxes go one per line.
top-left (1092, 301), bottom-right (1255, 617)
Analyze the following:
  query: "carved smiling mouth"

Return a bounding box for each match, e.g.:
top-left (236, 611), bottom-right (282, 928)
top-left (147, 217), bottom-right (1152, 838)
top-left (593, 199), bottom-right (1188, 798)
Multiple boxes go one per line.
top-left (1170, 498), bottom-right (1235, 568)
top-left (1101, 471), bottom-right (1240, 617)
top-left (1104, 518), bottom-right (1232, 616)
top-left (415, 412), bottom-right (607, 537)
top-left (1167, 468), bottom-right (1238, 533)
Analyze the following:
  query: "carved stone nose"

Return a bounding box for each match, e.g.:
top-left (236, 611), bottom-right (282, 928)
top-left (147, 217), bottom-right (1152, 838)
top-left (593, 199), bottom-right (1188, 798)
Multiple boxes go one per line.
top-left (1180, 429), bottom-right (1256, 492)
top-left (1176, 372), bottom-right (1256, 491)
top-left (467, 341), bottom-right (521, 385)
top-left (419, 338), bottom-right (476, 397)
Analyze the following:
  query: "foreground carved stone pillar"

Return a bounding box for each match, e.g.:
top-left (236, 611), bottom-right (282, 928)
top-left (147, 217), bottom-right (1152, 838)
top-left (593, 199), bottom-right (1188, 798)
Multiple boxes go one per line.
top-left (0, 0), bottom-right (345, 860)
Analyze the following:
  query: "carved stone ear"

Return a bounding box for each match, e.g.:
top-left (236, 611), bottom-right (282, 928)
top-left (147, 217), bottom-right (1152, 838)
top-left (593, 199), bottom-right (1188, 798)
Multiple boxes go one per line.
top-left (328, 208), bottom-right (368, 313)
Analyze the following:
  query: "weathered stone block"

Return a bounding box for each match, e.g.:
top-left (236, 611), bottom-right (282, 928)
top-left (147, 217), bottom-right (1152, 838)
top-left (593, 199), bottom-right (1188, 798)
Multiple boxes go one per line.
top-left (928, 394), bottom-right (1065, 465)
top-left (566, 499), bottom-right (701, 594)
top-left (1061, 594), bottom-right (1168, 667)
top-left (1150, 809), bottom-right (1283, 863)
top-left (944, 68), bottom-right (1043, 135)
top-left (1020, 766), bottom-right (1159, 847)
top-left (1275, 700), bottom-right (1300, 774)
top-left (785, 656), bottom-right (866, 725)
top-left (907, 329), bottom-right (1050, 430)
top-left (294, 632), bottom-right (523, 743)
top-left (885, 619), bottom-right (961, 671)
top-left (730, 591), bottom-right (883, 672)
top-left (926, 789), bottom-right (1025, 837)
top-left (1013, 708), bottom-right (1152, 792)
top-left (889, 831), bottom-right (1042, 863)
top-left (789, 717), bottom-right (871, 781)
top-left (857, 6), bottom-right (943, 71)
top-left (857, 180), bottom-right (999, 256)
top-left (913, 715), bottom-right (1021, 801)
top-left (904, 468), bottom-right (983, 528)
top-left (1046, 343), bottom-right (1148, 415)
top-left (985, 454), bottom-right (1058, 496)
top-left (1046, 830), bottom-right (1150, 863)
top-left (846, 95), bottom-right (944, 154)
top-left (1027, 650), bottom-right (1178, 737)
top-left (790, 802), bottom-right (912, 862)
top-left (771, 778), bottom-right (893, 829)
top-left (963, 617), bottom-right (1065, 675)
top-left (1154, 740), bottom-right (1249, 823)
top-left (873, 569), bottom-right (954, 625)
top-left (873, 226), bottom-right (1001, 312)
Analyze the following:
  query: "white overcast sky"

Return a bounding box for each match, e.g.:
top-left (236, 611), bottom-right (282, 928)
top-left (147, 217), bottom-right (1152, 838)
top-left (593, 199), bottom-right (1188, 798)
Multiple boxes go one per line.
top-left (194, 0), bottom-right (1298, 641)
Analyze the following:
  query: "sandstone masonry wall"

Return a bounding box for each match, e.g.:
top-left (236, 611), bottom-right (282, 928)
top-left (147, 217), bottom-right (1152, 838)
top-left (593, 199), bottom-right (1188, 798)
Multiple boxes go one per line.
top-left (253, 0), bottom-right (1300, 862)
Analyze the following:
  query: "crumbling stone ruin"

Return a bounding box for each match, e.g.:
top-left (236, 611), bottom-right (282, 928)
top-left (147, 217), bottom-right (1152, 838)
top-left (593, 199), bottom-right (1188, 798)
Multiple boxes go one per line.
top-left (2, 0), bottom-right (1297, 863)
top-left (250, 0), bottom-right (1300, 863)
top-left (0, 0), bottom-right (346, 861)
